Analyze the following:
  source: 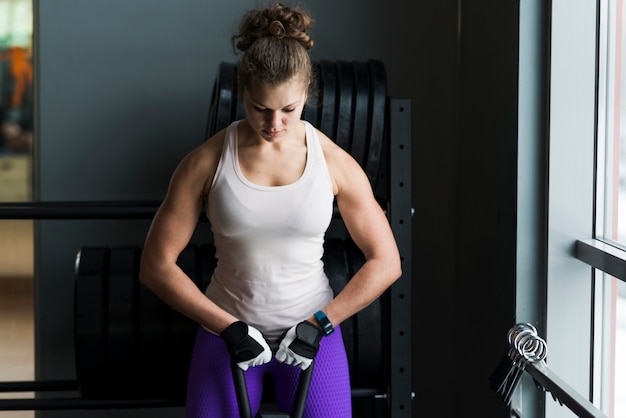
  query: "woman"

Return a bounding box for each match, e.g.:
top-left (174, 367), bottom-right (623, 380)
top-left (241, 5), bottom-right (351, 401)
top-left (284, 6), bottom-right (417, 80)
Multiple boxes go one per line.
top-left (139, 3), bottom-right (402, 417)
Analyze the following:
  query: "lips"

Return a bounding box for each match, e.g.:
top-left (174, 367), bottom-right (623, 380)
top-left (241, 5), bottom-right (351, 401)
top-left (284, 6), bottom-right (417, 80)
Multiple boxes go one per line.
top-left (264, 129), bottom-right (283, 138)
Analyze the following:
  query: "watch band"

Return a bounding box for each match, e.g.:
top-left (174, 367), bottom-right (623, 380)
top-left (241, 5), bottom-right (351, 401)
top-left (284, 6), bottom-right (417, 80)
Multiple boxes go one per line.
top-left (314, 310), bottom-right (334, 336)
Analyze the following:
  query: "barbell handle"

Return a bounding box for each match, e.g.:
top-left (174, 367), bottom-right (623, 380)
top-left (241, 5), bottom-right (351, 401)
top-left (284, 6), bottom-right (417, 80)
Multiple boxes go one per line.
top-left (231, 342), bottom-right (314, 418)
top-left (231, 362), bottom-right (253, 418)
top-left (291, 359), bottom-right (314, 418)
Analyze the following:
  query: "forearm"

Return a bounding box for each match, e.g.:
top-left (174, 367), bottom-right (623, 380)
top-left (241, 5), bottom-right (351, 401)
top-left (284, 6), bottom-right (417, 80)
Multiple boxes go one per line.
top-left (316, 258), bottom-right (401, 328)
top-left (139, 261), bottom-right (237, 334)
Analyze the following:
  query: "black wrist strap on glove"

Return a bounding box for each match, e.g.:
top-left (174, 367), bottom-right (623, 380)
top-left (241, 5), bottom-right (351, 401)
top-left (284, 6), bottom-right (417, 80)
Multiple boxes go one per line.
top-left (220, 321), bottom-right (264, 363)
top-left (288, 320), bottom-right (324, 358)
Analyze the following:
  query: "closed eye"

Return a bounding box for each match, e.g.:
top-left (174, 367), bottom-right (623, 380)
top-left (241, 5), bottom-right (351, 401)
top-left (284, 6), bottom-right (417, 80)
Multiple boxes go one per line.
top-left (253, 106), bottom-right (295, 113)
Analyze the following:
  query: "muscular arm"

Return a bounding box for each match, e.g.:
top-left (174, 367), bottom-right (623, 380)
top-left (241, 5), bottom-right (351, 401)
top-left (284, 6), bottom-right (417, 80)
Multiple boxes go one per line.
top-left (139, 133), bottom-right (237, 334)
top-left (315, 134), bottom-right (402, 328)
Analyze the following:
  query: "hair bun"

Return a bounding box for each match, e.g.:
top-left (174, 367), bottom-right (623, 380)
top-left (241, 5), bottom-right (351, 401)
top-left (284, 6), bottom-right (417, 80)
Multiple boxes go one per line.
top-left (233, 2), bottom-right (314, 52)
top-left (268, 20), bottom-right (286, 38)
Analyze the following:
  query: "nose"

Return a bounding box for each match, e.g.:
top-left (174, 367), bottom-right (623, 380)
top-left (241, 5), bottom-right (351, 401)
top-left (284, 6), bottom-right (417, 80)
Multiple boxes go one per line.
top-left (266, 111), bottom-right (281, 129)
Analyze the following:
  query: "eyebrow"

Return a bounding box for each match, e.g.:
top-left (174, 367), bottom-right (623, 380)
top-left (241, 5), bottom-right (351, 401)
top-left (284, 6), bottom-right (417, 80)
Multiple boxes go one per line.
top-left (250, 98), bottom-right (301, 109)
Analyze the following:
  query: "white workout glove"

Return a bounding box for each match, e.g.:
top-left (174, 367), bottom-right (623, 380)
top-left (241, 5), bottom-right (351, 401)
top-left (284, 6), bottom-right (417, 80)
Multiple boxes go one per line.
top-left (220, 321), bottom-right (272, 371)
top-left (275, 321), bottom-right (324, 370)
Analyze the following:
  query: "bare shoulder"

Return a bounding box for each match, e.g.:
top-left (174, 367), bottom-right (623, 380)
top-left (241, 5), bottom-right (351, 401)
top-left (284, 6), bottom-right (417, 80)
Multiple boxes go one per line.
top-left (315, 127), bottom-right (367, 195)
top-left (316, 128), bottom-right (343, 159)
top-left (172, 129), bottom-right (226, 195)
top-left (185, 129), bottom-right (225, 169)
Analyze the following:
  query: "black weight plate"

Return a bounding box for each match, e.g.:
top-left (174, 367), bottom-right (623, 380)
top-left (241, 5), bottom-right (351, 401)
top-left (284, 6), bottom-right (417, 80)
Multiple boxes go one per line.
top-left (74, 247), bottom-right (109, 398)
top-left (366, 60), bottom-right (387, 191)
top-left (168, 245), bottom-right (201, 390)
top-left (137, 252), bottom-right (171, 397)
top-left (107, 246), bottom-right (138, 396)
top-left (345, 238), bottom-right (383, 386)
top-left (318, 60), bottom-right (337, 139)
top-left (322, 238), bottom-right (354, 372)
top-left (199, 242), bottom-right (216, 292)
top-left (335, 61), bottom-right (354, 153)
top-left (215, 62), bottom-right (236, 134)
top-left (323, 238), bottom-right (349, 296)
top-left (302, 61), bottom-right (321, 126)
top-left (374, 128), bottom-right (390, 202)
top-left (177, 244), bottom-right (199, 287)
top-left (206, 78), bottom-right (218, 139)
top-left (234, 97), bottom-right (246, 121)
top-left (232, 64), bottom-right (247, 121)
top-left (351, 61), bottom-right (371, 169)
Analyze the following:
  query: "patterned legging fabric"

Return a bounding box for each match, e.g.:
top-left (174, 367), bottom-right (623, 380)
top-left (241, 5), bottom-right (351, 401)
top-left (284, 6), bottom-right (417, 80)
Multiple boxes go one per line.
top-left (186, 325), bottom-right (352, 417)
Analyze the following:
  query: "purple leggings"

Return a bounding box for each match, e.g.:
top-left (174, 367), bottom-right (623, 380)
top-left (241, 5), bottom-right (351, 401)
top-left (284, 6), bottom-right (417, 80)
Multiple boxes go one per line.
top-left (186, 325), bottom-right (352, 418)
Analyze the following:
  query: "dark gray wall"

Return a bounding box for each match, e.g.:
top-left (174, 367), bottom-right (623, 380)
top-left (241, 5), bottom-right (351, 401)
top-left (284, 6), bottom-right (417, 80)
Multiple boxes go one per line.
top-left (455, 2), bottom-right (518, 416)
top-left (34, 1), bottom-right (518, 417)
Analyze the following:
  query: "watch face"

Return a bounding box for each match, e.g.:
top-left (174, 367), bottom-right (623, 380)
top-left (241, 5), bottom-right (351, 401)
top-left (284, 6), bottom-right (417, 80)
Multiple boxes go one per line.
top-left (315, 311), bottom-right (334, 335)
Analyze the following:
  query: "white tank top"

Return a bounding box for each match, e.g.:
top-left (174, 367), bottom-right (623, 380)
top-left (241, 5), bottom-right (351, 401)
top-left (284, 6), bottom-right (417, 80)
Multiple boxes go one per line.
top-left (205, 120), bottom-right (335, 340)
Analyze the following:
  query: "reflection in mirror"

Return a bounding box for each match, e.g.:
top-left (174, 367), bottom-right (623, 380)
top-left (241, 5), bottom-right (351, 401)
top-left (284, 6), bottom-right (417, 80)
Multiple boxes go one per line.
top-left (0, 1), bottom-right (34, 417)
top-left (1, 0), bottom-right (33, 155)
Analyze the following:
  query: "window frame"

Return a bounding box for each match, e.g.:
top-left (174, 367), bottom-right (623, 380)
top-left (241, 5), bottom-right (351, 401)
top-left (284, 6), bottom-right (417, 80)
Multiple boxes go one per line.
top-left (514, 0), bottom-right (624, 417)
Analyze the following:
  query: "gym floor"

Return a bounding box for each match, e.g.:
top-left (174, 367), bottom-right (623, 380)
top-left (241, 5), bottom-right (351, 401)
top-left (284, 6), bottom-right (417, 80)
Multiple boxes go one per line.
top-left (0, 153), bottom-right (34, 418)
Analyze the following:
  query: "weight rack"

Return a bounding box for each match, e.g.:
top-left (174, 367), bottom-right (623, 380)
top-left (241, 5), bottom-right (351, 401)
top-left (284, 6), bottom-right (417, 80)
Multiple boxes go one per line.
top-left (0, 60), bottom-right (413, 417)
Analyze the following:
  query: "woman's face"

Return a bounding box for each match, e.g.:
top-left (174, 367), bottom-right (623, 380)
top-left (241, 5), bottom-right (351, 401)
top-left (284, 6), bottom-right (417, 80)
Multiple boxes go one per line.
top-left (242, 77), bottom-right (308, 142)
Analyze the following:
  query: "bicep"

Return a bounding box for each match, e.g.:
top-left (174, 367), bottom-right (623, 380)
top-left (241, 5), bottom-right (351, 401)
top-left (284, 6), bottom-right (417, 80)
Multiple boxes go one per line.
top-left (333, 155), bottom-right (398, 260)
top-left (143, 155), bottom-right (208, 264)
top-left (144, 135), bottom-right (223, 263)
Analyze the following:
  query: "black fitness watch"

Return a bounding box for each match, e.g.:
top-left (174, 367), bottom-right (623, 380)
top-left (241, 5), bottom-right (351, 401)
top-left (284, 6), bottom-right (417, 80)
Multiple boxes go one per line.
top-left (314, 310), bottom-right (334, 336)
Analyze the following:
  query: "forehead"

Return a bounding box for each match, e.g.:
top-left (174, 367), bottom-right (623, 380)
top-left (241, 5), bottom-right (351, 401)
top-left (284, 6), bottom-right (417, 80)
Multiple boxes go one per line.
top-left (243, 77), bottom-right (308, 107)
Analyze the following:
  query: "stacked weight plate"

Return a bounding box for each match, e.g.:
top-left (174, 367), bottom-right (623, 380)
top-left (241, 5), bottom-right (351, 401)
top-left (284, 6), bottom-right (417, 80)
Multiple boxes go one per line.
top-left (74, 244), bottom-right (215, 399)
top-left (74, 239), bottom-right (384, 399)
top-left (205, 60), bottom-right (388, 193)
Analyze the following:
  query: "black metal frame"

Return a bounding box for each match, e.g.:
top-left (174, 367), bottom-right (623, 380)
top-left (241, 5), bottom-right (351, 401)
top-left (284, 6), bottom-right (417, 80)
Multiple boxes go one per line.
top-left (387, 98), bottom-right (414, 417)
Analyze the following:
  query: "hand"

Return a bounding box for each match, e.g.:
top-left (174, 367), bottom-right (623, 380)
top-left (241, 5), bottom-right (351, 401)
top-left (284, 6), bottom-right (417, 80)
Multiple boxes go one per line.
top-left (220, 321), bottom-right (272, 371)
top-left (275, 321), bottom-right (324, 370)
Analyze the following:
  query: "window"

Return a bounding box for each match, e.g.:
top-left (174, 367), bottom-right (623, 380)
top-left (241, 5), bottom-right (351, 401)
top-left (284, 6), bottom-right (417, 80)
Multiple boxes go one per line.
top-left (517, 1), bottom-right (626, 417)
top-left (597, 0), bottom-right (626, 250)
top-left (594, 0), bottom-right (626, 416)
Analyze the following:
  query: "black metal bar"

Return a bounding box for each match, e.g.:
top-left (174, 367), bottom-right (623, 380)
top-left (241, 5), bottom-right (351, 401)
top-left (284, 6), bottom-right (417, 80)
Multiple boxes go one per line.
top-left (576, 239), bottom-right (626, 282)
top-left (0, 201), bottom-right (343, 221)
top-left (231, 362), bottom-right (253, 418)
top-left (351, 388), bottom-right (386, 398)
top-left (0, 201), bottom-right (163, 220)
top-left (0, 380), bottom-right (78, 393)
top-left (0, 397), bottom-right (184, 411)
top-left (511, 408), bottom-right (525, 418)
top-left (0, 386), bottom-right (385, 411)
top-left (291, 360), bottom-right (314, 418)
top-left (525, 361), bottom-right (607, 418)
